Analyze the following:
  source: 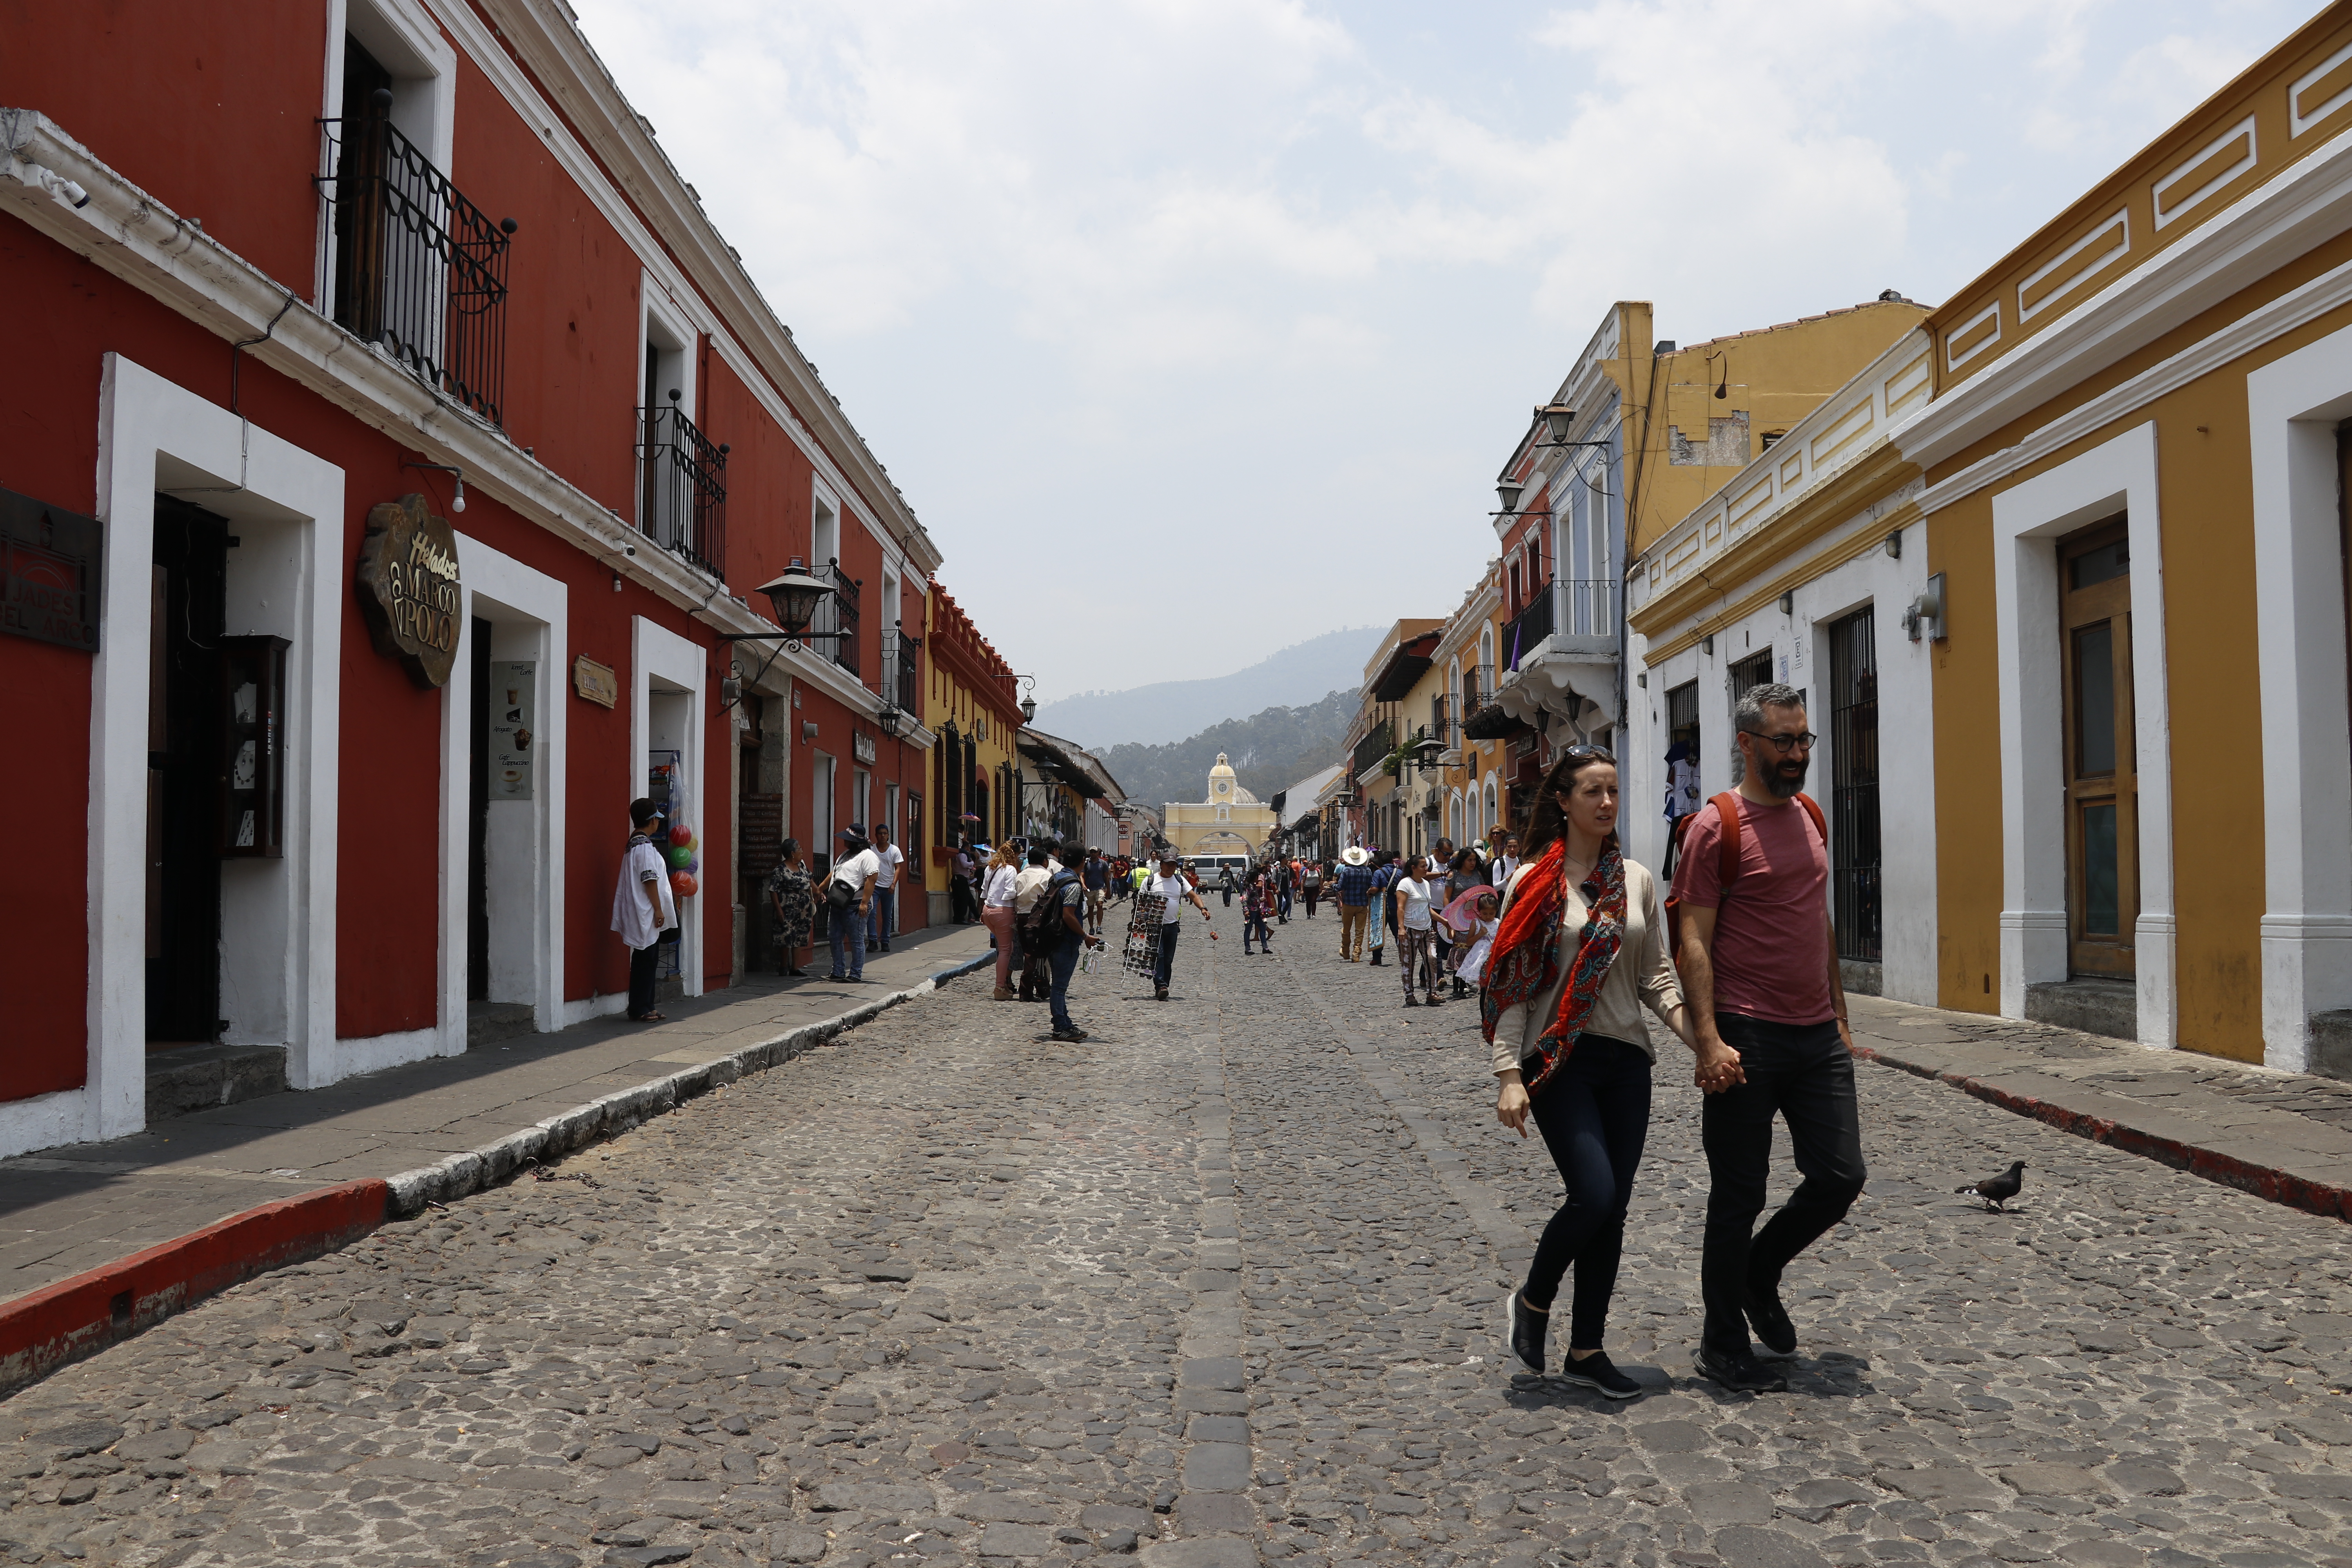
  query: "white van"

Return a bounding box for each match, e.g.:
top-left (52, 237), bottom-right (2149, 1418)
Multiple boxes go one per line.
top-left (1189, 853), bottom-right (1252, 886)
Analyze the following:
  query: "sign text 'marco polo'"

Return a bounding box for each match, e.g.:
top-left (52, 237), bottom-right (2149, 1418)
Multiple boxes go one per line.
top-left (355, 492), bottom-right (462, 688)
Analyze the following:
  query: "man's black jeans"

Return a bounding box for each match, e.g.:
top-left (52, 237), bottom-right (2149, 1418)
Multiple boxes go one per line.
top-left (1154, 921), bottom-right (1181, 990)
top-left (1700, 1013), bottom-right (1866, 1360)
top-left (627, 942), bottom-right (660, 1019)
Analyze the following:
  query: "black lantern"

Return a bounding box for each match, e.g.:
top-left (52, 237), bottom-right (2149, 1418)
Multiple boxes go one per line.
top-left (754, 557), bottom-right (833, 637)
top-left (1539, 404), bottom-right (1576, 443)
top-left (1020, 692), bottom-right (1037, 724)
top-left (1495, 477), bottom-right (1524, 514)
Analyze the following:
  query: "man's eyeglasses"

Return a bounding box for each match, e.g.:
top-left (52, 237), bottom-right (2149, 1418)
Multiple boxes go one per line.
top-left (1742, 729), bottom-right (1818, 753)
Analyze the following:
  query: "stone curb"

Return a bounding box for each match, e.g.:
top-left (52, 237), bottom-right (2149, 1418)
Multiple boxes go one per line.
top-left (0, 949), bottom-right (995, 1397)
top-left (382, 950), bottom-right (996, 1216)
top-left (1850, 1041), bottom-right (2352, 1224)
top-left (0, 1179), bottom-right (387, 1397)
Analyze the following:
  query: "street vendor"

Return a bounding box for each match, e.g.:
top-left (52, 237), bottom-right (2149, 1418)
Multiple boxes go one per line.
top-left (1140, 847), bottom-right (1214, 1001)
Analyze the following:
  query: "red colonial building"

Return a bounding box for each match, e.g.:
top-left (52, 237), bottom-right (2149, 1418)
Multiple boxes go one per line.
top-left (0, 0), bottom-right (941, 1155)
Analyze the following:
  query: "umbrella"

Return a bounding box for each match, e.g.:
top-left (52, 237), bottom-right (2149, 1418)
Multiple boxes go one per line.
top-left (1438, 883), bottom-right (1496, 931)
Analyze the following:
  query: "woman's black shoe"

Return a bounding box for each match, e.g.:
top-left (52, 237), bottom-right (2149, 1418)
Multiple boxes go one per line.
top-left (1559, 1349), bottom-right (1642, 1400)
top-left (1504, 1292), bottom-right (1547, 1375)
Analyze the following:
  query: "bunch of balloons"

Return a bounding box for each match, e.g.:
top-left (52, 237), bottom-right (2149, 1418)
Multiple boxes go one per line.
top-left (667, 822), bottom-right (699, 899)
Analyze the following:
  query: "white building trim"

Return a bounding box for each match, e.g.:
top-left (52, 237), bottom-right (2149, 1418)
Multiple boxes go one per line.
top-left (455, 536), bottom-right (571, 1038)
top-left (2246, 322), bottom-right (2352, 1071)
top-left (630, 615), bottom-right (707, 1003)
top-left (1986, 423), bottom-right (2176, 1049)
top-left (1899, 114), bottom-right (2352, 472)
top-left (10, 355), bottom-right (347, 1163)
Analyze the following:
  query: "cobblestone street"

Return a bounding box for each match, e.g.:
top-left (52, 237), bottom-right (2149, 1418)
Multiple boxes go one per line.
top-left (0, 915), bottom-right (2348, 1568)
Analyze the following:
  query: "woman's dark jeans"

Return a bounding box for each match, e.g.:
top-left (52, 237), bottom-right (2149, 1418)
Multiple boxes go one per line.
top-left (1522, 1033), bottom-right (1653, 1353)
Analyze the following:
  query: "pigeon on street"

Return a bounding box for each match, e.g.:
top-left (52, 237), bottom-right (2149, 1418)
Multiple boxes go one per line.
top-left (1956, 1160), bottom-right (2026, 1211)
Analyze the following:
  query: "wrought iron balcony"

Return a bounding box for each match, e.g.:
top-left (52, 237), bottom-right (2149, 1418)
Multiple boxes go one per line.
top-left (1350, 719), bottom-right (1394, 780)
top-left (318, 98), bottom-right (514, 426)
top-left (809, 558), bottom-right (860, 676)
top-left (636, 402), bottom-right (728, 577)
top-left (1501, 579), bottom-right (1619, 670)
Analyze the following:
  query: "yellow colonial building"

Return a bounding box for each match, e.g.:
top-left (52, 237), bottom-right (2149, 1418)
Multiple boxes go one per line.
top-left (1166, 755), bottom-right (1276, 858)
top-left (1626, 0), bottom-right (2352, 1083)
top-left (920, 579), bottom-right (1025, 925)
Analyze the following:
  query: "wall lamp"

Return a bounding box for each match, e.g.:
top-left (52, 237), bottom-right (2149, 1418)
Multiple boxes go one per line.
top-left (1884, 527), bottom-right (1904, 559)
top-left (713, 557), bottom-right (852, 650)
top-left (405, 461), bottom-right (466, 513)
top-left (1904, 573), bottom-right (1947, 642)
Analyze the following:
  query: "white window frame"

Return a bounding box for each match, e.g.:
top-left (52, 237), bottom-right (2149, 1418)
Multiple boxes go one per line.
top-left (1988, 421), bottom-right (2174, 1048)
top-left (812, 477), bottom-right (842, 569)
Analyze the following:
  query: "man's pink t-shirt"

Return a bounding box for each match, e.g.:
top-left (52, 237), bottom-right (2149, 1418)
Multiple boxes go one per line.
top-left (1669, 794), bottom-right (1835, 1025)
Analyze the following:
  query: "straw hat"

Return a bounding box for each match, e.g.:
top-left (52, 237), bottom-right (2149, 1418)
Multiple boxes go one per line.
top-left (1341, 846), bottom-right (1370, 866)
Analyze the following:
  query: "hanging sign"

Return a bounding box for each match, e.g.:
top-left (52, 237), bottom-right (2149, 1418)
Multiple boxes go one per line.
top-left (0, 487), bottom-right (100, 653)
top-left (355, 493), bottom-right (461, 688)
top-left (853, 731), bottom-right (877, 764)
top-left (573, 655), bottom-right (618, 708)
top-left (490, 660), bottom-right (536, 800)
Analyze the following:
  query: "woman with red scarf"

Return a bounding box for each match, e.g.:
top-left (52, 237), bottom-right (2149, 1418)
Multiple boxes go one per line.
top-left (1481, 745), bottom-right (1701, 1399)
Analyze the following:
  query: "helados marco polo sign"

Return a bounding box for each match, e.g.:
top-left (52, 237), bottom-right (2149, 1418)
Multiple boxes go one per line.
top-left (355, 493), bottom-right (462, 688)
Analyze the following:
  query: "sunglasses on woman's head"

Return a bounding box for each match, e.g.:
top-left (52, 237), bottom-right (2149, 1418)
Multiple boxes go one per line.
top-left (1559, 744), bottom-right (1615, 763)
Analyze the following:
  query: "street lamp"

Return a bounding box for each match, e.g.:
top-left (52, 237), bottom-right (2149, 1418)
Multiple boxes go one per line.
top-left (713, 557), bottom-right (851, 648)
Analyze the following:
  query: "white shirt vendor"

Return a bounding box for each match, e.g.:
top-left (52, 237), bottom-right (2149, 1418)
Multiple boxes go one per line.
top-left (873, 842), bottom-right (904, 889)
top-left (611, 835), bottom-right (675, 950)
top-left (1145, 872), bottom-right (1192, 923)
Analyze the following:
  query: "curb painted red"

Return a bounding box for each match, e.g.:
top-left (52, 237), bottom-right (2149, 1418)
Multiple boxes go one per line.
top-left (1851, 1045), bottom-right (2352, 1224)
top-left (0, 1178), bottom-right (388, 1395)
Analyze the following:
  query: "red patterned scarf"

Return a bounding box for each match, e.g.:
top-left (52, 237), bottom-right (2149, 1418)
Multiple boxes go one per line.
top-left (1477, 835), bottom-right (1628, 1091)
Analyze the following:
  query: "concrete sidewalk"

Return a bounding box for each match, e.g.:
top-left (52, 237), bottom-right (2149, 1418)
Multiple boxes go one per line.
top-left (1848, 992), bottom-right (2352, 1221)
top-left (0, 920), bottom-right (996, 1309)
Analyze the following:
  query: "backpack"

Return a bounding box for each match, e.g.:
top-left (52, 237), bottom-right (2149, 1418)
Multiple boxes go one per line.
top-left (1662, 791), bottom-right (1827, 963)
top-left (1020, 871), bottom-right (1076, 943)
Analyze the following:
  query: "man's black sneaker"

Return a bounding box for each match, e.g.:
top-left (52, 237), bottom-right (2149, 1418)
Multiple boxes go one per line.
top-left (1560, 1349), bottom-right (1642, 1400)
top-left (1050, 1028), bottom-right (1087, 1043)
top-left (1503, 1292), bottom-right (1547, 1375)
top-left (1154, 987), bottom-right (1169, 1001)
top-left (1693, 1347), bottom-right (1789, 1394)
top-left (1743, 1280), bottom-right (1799, 1360)
top-left (1368, 954), bottom-right (1383, 965)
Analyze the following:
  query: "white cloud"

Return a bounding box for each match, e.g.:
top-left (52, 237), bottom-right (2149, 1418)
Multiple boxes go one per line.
top-left (567, 0), bottom-right (2312, 700)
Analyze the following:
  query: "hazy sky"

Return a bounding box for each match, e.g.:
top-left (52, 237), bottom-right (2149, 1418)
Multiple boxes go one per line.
top-left (568, 0), bottom-right (2319, 700)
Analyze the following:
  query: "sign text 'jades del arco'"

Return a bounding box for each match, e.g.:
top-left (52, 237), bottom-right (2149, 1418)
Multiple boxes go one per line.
top-left (355, 493), bottom-right (462, 688)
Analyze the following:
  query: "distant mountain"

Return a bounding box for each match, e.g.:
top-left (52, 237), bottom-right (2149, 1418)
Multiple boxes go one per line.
top-left (1034, 626), bottom-right (1382, 749)
top-left (1099, 689), bottom-right (1357, 811)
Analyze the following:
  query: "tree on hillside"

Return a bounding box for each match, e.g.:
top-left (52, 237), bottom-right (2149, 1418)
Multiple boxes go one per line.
top-left (1097, 689), bottom-right (1357, 809)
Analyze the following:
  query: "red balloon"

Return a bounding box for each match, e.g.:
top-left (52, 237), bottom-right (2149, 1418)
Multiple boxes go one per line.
top-left (670, 870), bottom-right (697, 898)
top-left (668, 823), bottom-right (693, 848)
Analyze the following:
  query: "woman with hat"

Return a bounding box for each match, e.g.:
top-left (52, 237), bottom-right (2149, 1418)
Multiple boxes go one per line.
top-left (1482, 744), bottom-right (1699, 1399)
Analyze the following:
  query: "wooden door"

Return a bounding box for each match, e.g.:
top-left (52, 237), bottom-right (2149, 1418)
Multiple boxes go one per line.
top-left (2060, 520), bottom-right (2136, 976)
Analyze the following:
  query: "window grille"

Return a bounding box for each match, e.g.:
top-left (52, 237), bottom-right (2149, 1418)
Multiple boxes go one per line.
top-left (318, 100), bottom-right (514, 426)
top-left (1828, 608), bottom-right (1882, 962)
